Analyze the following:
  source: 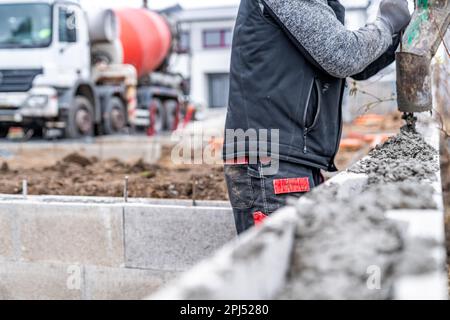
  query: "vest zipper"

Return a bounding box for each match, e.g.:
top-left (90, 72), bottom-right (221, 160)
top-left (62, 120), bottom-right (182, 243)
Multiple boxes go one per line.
top-left (303, 78), bottom-right (322, 154)
top-left (302, 79), bottom-right (315, 128)
top-left (303, 128), bottom-right (308, 154)
top-left (328, 80), bottom-right (345, 171)
top-left (309, 79), bottom-right (322, 129)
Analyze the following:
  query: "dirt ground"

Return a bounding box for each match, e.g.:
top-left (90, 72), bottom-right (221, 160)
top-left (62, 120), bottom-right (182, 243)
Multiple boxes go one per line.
top-left (0, 146), bottom-right (376, 201)
top-left (0, 112), bottom-right (405, 201)
top-left (0, 147), bottom-right (228, 201)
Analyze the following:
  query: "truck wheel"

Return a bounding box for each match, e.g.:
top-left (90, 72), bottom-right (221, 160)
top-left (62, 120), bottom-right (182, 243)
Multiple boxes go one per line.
top-left (149, 99), bottom-right (165, 135)
top-left (103, 97), bottom-right (127, 135)
top-left (0, 126), bottom-right (9, 138)
top-left (65, 96), bottom-right (95, 139)
top-left (163, 100), bottom-right (179, 131)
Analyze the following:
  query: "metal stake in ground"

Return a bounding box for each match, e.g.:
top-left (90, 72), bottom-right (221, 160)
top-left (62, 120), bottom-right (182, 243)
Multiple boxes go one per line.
top-left (124, 176), bottom-right (129, 203)
top-left (192, 178), bottom-right (198, 207)
top-left (22, 179), bottom-right (27, 199)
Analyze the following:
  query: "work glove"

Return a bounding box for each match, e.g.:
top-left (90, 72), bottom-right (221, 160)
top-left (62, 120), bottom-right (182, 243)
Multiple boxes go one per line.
top-left (377, 0), bottom-right (411, 35)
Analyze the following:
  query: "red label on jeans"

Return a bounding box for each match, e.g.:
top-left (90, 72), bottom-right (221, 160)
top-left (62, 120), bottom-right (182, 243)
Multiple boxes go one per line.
top-left (253, 211), bottom-right (268, 226)
top-left (273, 177), bottom-right (310, 195)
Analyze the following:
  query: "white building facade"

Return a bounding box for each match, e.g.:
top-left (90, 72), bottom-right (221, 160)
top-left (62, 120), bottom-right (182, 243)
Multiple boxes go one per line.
top-left (170, 1), bottom-right (397, 118)
top-left (170, 6), bottom-right (238, 109)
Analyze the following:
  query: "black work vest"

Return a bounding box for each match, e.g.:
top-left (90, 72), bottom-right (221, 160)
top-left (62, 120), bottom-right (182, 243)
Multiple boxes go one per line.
top-left (224, 0), bottom-right (346, 172)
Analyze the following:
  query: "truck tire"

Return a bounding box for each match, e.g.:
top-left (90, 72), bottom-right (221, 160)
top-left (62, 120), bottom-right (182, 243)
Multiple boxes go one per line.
top-left (0, 126), bottom-right (9, 138)
top-left (103, 97), bottom-right (127, 135)
top-left (163, 100), bottom-right (179, 131)
top-left (149, 99), bottom-right (165, 135)
top-left (65, 96), bottom-right (95, 139)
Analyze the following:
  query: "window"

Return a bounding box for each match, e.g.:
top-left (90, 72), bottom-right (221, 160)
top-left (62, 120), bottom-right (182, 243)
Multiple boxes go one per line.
top-left (177, 31), bottom-right (190, 53)
top-left (0, 3), bottom-right (52, 48)
top-left (208, 73), bottom-right (230, 108)
top-left (59, 7), bottom-right (77, 43)
top-left (203, 29), bottom-right (232, 49)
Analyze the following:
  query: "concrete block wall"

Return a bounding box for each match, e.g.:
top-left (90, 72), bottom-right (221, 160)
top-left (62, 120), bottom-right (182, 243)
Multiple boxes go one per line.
top-left (0, 197), bottom-right (235, 299)
top-left (124, 205), bottom-right (236, 271)
top-left (0, 261), bottom-right (177, 300)
top-left (151, 207), bottom-right (299, 300)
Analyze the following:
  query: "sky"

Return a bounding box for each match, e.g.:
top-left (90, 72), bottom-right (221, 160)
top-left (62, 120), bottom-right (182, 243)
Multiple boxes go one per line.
top-left (81, 0), bottom-right (240, 10)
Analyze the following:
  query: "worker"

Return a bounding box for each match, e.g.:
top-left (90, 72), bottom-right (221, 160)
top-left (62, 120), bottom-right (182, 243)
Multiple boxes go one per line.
top-left (223, 0), bottom-right (411, 234)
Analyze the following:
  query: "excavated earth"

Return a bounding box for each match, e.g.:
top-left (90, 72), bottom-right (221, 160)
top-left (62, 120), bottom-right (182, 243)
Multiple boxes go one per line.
top-left (278, 126), bottom-right (441, 300)
top-left (0, 137), bottom-right (364, 201)
top-left (0, 148), bottom-right (228, 201)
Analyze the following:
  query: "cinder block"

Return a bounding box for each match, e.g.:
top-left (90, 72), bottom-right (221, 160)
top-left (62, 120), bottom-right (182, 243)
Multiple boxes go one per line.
top-left (84, 266), bottom-right (178, 300)
top-left (0, 261), bottom-right (82, 300)
top-left (0, 212), bottom-right (14, 260)
top-left (124, 205), bottom-right (236, 271)
top-left (9, 203), bottom-right (125, 267)
top-left (151, 207), bottom-right (298, 300)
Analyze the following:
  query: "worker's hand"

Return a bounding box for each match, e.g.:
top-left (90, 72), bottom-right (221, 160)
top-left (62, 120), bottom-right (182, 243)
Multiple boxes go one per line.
top-left (378, 0), bottom-right (411, 34)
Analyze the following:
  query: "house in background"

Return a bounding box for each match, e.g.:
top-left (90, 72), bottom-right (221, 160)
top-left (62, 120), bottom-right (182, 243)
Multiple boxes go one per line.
top-left (341, 0), bottom-right (398, 121)
top-left (169, 6), bottom-right (238, 110)
top-left (341, 0), bottom-right (370, 30)
top-left (169, 1), bottom-right (397, 119)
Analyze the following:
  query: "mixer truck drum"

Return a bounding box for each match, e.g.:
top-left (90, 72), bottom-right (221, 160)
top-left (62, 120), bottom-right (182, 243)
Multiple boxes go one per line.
top-left (87, 9), bottom-right (119, 43)
top-left (115, 8), bottom-right (172, 78)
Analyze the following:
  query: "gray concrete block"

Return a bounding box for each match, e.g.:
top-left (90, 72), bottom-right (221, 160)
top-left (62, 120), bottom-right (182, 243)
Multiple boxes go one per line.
top-left (151, 208), bottom-right (298, 300)
top-left (124, 205), bottom-right (236, 271)
top-left (0, 194), bottom-right (230, 209)
top-left (0, 212), bottom-right (14, 260)
top-left (84, 266), bottom-right (178, 300)
top-left (0, 261), bottom-right (82, 300)
top-left (1, 202), bottom-right (125, 267)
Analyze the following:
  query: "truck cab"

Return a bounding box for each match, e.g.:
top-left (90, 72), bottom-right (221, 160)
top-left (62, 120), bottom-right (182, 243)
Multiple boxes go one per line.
top-left (0, 0), bottom-right (189, 139)
top-left (0, 0), bottom-right (100, 138)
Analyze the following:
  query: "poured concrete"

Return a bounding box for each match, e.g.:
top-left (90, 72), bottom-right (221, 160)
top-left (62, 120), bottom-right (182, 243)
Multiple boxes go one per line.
top-left (350, 125), bottom-right (439, 184)
top-left (151, 114), bottom-right (447, 300)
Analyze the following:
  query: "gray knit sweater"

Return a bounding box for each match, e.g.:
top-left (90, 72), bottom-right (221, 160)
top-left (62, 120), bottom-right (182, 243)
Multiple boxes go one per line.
top-left (261, 0), bottom-right (393, 78)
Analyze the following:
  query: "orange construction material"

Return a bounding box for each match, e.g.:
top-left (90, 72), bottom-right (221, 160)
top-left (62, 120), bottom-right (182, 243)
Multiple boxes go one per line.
top-left (353, 114), bottom-right (384, 127)
top-left (115, 8), bottom-right (172, 78)
top-left (339, 138), bottom-right (364, 151)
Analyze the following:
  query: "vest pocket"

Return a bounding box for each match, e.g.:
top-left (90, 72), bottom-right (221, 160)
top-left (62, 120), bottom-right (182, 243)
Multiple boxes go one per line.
top-left (303, 78), bottom-right (321, 154)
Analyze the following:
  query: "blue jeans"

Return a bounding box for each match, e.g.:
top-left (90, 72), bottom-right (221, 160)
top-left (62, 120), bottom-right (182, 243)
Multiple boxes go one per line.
top-left (224, 161), bottom-right (323, 234)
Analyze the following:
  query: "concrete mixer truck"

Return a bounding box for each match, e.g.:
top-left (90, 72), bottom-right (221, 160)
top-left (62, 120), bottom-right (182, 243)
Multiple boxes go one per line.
top-left (0, 0), bottom-right (189, 138)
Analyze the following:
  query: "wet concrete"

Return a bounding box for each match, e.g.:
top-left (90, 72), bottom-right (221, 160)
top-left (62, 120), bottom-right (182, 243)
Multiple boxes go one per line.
top-left (350, 126), bottom-right (439, 185)
top-left (278, 126), bottom-right (441, 300)
top-left (149, 118), bottom-right (444, 300)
